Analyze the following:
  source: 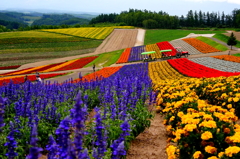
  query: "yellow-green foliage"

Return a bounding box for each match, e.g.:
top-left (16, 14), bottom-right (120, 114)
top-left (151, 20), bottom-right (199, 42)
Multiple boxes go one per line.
top-left (0, 30), bottom-right (73, 39)
top-left (42, 26), bottom-right (134, 40)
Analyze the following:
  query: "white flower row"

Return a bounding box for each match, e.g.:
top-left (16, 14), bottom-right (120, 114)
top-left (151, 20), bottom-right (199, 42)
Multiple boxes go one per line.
top-left (170, 39), bottom-right (202, 55)
top-left (189, 57), bottom-right (240, 72)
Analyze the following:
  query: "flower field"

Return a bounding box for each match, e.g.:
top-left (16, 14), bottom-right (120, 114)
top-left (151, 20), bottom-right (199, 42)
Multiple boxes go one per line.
top-left (153, 75), bottom-right (240, 159)
top-left (167, 58), bottom-right (240, 78)
top-left (116, 48), bottom-right (131, 64)
top-left (42, 26), bottom-right (134, 40)
top-left (146, 44), bottom-right (162, 59)
top-left (0, 63), bottom-right (154, 158)
top-left (0, 56), bottom-right (97, 77)
top-left (128, 45), bottom-right (146, 62)
top-left (190, 57), bottom-right (240, 72)
top-left (182, 38), bottom-right (220, 53)
top-left (212, 55), bottom-right (240, 63)
top-left (157, 41), bottom-right (177, 57)
top-left (170, 39), bottom-right (202, 55)
top-left (73, 66), bottom-right (123, 82)
top-left (0, 65), bottom-right (21, 70)
top-left (0, 73), bottom-right (67, 86)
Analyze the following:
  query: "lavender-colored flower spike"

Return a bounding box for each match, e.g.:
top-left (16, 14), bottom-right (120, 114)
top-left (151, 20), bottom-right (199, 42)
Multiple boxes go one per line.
top-left (27, 123), bottom-right (42, 159)
top-left (0, 96), bottom-right (7, 131)
top-left (4, 121), bottom-right (18, 158)
top-left (46, 135), bottom-right (59, 159)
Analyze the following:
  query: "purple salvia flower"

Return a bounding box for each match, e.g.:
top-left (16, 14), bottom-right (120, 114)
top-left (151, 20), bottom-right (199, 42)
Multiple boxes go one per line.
top-left (0, 96), bottom-right (7, 131)
top-left (111, 120), bottom-right (131, 159)
top-left (70, 91), bottom-right (89, 158)
top-left (93, 108), bottom-right (108, 159)
top-left (27, 123), bottom-right (42, 159)
top-left (46, 135), bottom-right (59, 159)
top-left (4, 121), bottom-right (18, 158)
top-left (55, 116), bottom-right (71, 158)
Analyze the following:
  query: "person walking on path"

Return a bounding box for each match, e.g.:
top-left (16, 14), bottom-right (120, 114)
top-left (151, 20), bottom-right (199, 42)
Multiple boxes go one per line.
top-left (93, 63), bottom-right (96, 72)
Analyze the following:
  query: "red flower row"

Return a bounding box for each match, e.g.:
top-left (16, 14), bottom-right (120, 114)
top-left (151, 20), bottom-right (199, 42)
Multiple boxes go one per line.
top-left (0, 65), bottom-right (21, 70)
top-left (0, 73), bottom-right (67, 86)
top-left (156, 41), bottom-right (177, 57)
top-left (116, 48), bottom-right (131, 64)
top-left (54, 56), bottom-right (98, 71)
top-left (167, 58), bottom-right (240, 78)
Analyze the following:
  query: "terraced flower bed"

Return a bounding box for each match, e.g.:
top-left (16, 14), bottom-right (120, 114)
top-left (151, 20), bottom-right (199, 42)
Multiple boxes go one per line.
top-left (212, 55), bottom-right (240, 63)
top-left (0, 56), bottom-right (98, 76)
top-left (170, 39), bottom-right (202, 55)
top-left (167, 58), bottom-right (240, 78)
top-left (0, 73), bottom-right (67, 86)
top-left (73, 66), bottom-right (123, 82)
top-left (145, 44), bottom-right (162, 59)
top-left (148, 61), bottom-right (186, 83)
top-left (116, 48), bottom-right (131, 64)
top-left (182, 38), bottom-right (220, 53)
top-left (128, 45), bottom-right (146, 62)
top-left (156, 41), bottom-right (177, 56)
top-left (189, 57), bottom-right (240, 72)
top-left (0, 65), bottom-right (21, 70)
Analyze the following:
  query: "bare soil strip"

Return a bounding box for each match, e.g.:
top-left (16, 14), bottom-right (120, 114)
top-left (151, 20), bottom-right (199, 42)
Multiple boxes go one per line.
top-left (127, 112), bottom-right (168, 159)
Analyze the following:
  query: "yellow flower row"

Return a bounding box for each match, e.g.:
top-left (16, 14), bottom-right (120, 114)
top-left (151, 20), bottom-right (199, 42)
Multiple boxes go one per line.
top-left (3, 64), bottom-right (49, 76)
top-left (42, 58), bottom-right (79, 72)
top-left (145, 44), bottom-right (162, 59)
top-left (42, 26), bottom-right (134, 40)
top-left (148, 61), bottom-right (186, 85)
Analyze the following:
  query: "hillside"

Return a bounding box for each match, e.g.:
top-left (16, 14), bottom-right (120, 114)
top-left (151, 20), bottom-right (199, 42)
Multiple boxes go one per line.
top-left (31, 14), bottom-right (90, 26)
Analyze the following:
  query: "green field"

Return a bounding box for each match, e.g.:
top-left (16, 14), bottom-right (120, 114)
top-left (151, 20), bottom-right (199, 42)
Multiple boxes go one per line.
top-left (144, 29), bottom-right (226, 45)
top-left (195, 36), bottom-right (228, 51)
top-left (84, 50), bottom-right (123, 68)
top-left (213, 33), bottom-right (240, 48)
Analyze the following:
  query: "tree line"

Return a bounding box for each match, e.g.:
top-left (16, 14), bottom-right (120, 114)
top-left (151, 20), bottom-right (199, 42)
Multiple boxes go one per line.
top-left (89, 8), bottom-right (240, 29)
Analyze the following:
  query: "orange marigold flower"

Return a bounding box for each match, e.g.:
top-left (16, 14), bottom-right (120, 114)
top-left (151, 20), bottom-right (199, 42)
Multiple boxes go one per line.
top-left (205, 145), bottom-right (217, 154)
top-left (201, 131), bottom-right (213, 140)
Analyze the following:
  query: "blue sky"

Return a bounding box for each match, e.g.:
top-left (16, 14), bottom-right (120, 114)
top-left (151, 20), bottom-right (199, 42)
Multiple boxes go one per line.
top-left (1, 0), bottom-right (240, 16)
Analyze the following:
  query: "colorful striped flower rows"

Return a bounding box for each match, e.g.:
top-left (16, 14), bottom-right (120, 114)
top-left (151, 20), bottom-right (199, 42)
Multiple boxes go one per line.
top-left (183, 38), bottom-right (220, 53)
top-left (73, 66), bottom-right (122, 83)
top-left (116, 38), bottom-right (223, 64)
top-left (167, 58), bottom-right (240, 78)
top-left (0, 56), bottom-right (98, 76)
top-left (0, 73), bottom-right (67, 86)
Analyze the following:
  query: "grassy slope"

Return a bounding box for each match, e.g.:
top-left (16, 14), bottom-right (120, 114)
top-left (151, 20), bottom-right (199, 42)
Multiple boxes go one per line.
top-left (144, 29), bottom-right (226, 45)
top-left (196, 36), bottom-right (228, 51)
top-left (84, 49), bottom-right (123, 68)
top-left (213, 33), bottom-right (240, 48)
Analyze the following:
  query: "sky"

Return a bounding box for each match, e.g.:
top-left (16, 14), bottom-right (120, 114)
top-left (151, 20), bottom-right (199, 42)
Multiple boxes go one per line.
top-left (1, 0), bottom-right (240, 16)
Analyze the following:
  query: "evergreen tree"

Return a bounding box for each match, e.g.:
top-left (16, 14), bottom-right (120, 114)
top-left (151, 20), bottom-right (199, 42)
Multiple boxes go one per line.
top-left (227, 32), bottom-right (237, 50)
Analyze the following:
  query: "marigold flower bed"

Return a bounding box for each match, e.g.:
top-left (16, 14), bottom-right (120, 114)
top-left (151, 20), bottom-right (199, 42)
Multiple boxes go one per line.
top-left (212, 55), bottom-right (240, 63)
top-left (183, 38), bottom-right (220, 53)
top-left (116, 48), bottom-right (131, 64)
top-left (153, 75), bottom-right (240, 159)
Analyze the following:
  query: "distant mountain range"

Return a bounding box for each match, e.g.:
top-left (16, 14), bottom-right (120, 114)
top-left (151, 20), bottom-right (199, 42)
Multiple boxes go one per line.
top-left (0, 9), bottom-right (100, 29)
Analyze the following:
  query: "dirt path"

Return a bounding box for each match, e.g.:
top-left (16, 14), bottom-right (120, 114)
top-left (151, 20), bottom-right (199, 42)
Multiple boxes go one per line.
top-left (127, 112), bottom-right (168, 159)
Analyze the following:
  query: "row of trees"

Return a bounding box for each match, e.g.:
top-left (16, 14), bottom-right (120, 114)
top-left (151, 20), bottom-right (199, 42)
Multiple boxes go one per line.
top-left (90, 8), bottom-right (240, 29)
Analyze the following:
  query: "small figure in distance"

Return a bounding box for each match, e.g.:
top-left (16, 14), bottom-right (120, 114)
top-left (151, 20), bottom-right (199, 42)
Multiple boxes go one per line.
top-left (24, 75), bottom-right (28, 83)
top-left (228, 50), bottom-right (231, 55)
top-left (93, 63), bottom-right (95, 72)
top-left (36, 76), bottom-right (42, 83)
top-left (36, 71), bottom-right (40, 78)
